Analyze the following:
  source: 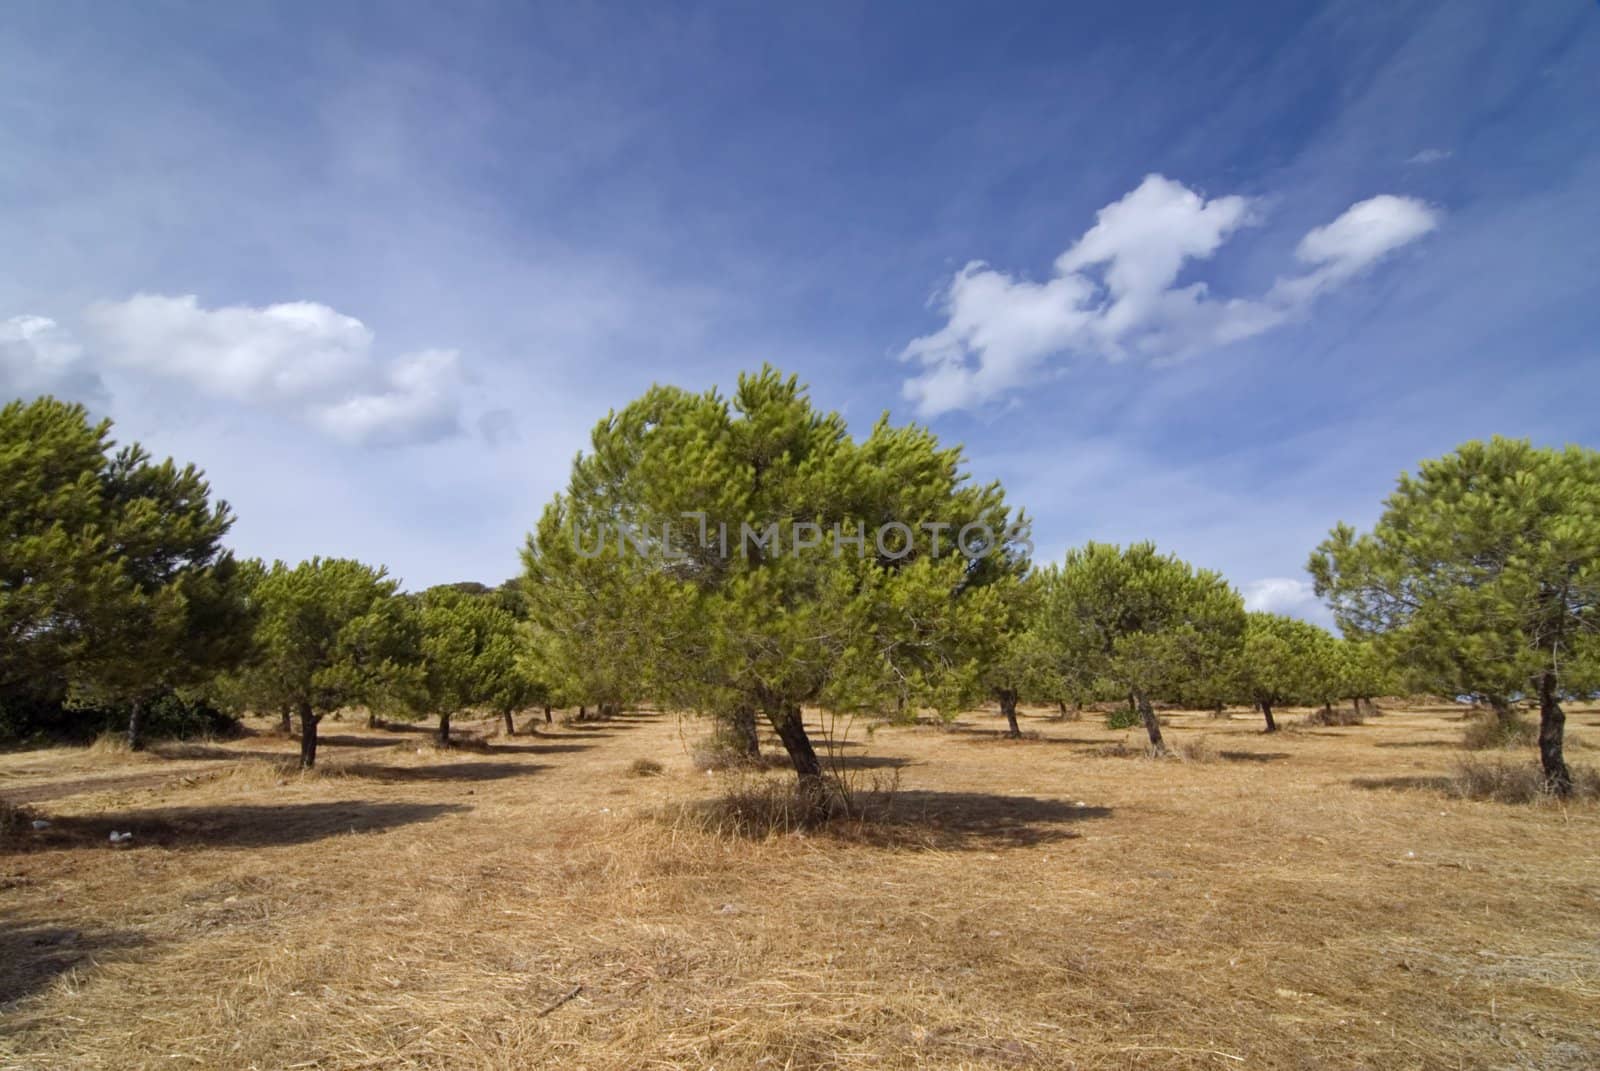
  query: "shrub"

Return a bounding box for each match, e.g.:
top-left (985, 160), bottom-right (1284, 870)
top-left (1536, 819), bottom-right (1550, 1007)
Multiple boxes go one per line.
top-left (1304, 703), bottom-right (1364, 727)
top-left (1105, 706), bottom-right (1141, 731)
top-left (1, 799), bottom-right (36, 844)
top-left (1447, 759), bottom-right (1600, 803)
top-left (628, 757), bottom-right (664, 777)
top-left (667, 767), bottom-right (900, 839)
top-left (1177, 736), bottom-right (1217, 763)
top-left (1462, 712), bottom-right (1538, 751)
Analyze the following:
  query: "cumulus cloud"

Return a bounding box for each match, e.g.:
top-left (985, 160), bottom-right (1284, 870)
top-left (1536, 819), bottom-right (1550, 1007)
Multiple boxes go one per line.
top-left (900, 175), bottom-right (1440, 417)
top-left (1242, 577), bottom-right (1328, 624)
top-left (79, 294), bottom-right (462, 446)
top-left (1, 314), bottom-right (107, 401)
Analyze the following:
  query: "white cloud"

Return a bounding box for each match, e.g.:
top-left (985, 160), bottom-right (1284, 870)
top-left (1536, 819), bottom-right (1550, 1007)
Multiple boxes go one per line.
top-left (78, 294), bottom-right (463, 445)
top-left (1273, 194), bottom-right (1442, 305)
top-left (84, 295), bottom-right (372, 401)
top-left (899, 175), bottom-right (1440, 417)
top-left (1, 314), bottom-right (106, 401)
top-left (310, 348), bottom-right (462, 446)
top-left (1406, 148), bottom-right (1452, 166)
top-left (1242, 577), bottom-right (1328, 625)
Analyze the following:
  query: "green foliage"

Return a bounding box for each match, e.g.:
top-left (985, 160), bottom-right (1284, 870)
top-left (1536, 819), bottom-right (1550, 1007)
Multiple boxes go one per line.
top-left (413, 585), bottom-right (538, 739)
top-left (1234, 611), bottom-right (1342, 710)
top-left (0, 397), bottom-right (247, 745)
top-left (1104, 705), bottom-right (1141, 731)
top-left (1042, 541), bottom-right (1245, 753)
top-left (1310, 438), bottom-right (1600, 791)
top-left (523, 366), bottom-right (1027, 780)
top-left (238, 558), bottom-right (417, 766)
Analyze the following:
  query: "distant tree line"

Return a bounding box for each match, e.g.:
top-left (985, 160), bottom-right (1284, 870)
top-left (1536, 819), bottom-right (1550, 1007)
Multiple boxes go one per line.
top-left (4, 382), bottom-right (1596, 795)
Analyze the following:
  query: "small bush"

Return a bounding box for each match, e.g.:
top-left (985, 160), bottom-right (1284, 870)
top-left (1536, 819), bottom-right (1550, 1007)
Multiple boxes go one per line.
top-left (1176, 736), bottom-right (1217, 763)
top-left (1, 799), bottom-right (37, 843)
top-left (1304, 703), bottom-right (1364, 727)
top-left (1446, 759), bottom-right (1600, 803)
top-left (668, 767), bottom-right (900, 839)
top-left (1105, 706), bottom-right (1141, 731)
top-left (628, 757), bottom-right (664, 777)
top-left (1462, 713), bottom-right (1538, 751)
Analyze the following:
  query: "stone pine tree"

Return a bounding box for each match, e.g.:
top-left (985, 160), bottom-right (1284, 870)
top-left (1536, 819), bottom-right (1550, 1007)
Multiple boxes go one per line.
top-left (979, 572), bottom-right (1063, 738)
top-left (1, 399), bottom-right (128, 717)
top-left (524, 367), bottom-right (1026, 790)
top-left (244, 558), bottom-right (417, 768)
top-left (1234, 612), bottom-right (1341, 732)
top-left (72, 443), bottom-right (251, 748)
top-left (1310, 438), bottom-right (1600, 794)
top-left (0, 398), bottom-right (249, 745)
top-left (1043, 542), bottom-right (1246, 755)
top-left (415, 585), bottom-right (528, 743)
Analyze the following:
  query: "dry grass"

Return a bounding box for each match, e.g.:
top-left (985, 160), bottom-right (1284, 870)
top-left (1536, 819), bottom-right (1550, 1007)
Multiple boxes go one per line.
top-left (3, 703), bottom-right (1600, 1069)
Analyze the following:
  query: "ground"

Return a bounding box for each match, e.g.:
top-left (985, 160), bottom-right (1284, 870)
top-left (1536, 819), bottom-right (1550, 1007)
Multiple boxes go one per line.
top-left (3, 703), bottom-right (1599, 1071)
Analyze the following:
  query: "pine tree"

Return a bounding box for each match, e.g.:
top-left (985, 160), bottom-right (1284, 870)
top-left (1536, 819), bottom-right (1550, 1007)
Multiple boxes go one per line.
top-left (524, 367), bottom-right (1026, 787)
top-left (1042, 542), bottom-right (1245, 754)
top-left (1310, 438), bottom-right (1600, 794)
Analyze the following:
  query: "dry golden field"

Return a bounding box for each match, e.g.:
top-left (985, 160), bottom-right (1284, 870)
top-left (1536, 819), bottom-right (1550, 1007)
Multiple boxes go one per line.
top-left (3, 702), bottom-right (1599, 1070)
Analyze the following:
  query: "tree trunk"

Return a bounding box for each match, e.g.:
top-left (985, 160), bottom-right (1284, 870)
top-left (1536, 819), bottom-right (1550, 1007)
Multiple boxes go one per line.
top-left (998, 689), bottom-right (1021, 738)
top-left (577, 704), bottom-right (588, 721)
top-left (732, 705), bottom-right (760, 758)
top-left (279, 706), bottom-right (293, 735)
top-left (1134, 689), bottom-right (1166, 755)
top-left (502, 710), bottom-right (516, 736)
top-left (768, 703), bottom-right (822, 787)
top-left (126, 698), bottom-right (145, 752)
top-left (543, 705), bottom-right (552, 724)
top-left (1487, 695), bottom-right (1518, 728)
top-left (438, 711), bottom-right (452, 745)
top-left (367, 709), bottom-right (381, 730)
top-left (1537, 671), bottom-right (1572, 796)
top-left (1260, 700), bottom-right (1277, 733)
top-left (297, 702), bottom-right (319, 769)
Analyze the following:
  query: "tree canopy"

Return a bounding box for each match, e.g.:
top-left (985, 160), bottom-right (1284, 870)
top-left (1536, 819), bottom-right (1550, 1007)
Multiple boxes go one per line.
top-left (240, 557), bottom-right (416, 767)
top-left (1041, 542), bottom-right (1246, 754)
top-left (524, 367), bottom-right (1028, 785)
top-left (1, 397), bottom-right (247, 745)
top-left (1310, 438), bottom-right (1600, 793)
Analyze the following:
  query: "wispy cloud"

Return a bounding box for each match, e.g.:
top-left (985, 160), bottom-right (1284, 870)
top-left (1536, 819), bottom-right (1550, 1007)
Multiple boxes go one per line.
top-left (899, 175), bottom-right (1440, 417)
top-left (1406, 148), bottom-right (1452, 165)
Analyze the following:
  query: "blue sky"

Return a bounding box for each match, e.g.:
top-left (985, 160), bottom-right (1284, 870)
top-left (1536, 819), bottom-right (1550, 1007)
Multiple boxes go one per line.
top-left (3, 1), bottom-right (1597, 622)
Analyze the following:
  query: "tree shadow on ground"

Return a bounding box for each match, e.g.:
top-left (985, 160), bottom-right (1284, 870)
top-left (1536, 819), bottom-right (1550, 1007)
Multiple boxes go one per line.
top-left (486, 741), bottom-right (596, 756)
top-left (0, 920), bottom-right (151, 1005)
top-left (152, 742), bottom-right (294, 762)
top-left (1350, 775), bottom-right (1454, 793)
top-left (10, 800), bottom-right (470, 854)
top-left (1217, 751), bottom-right (1292, 763)
top-left (954, 730), bottom-right (1110, 747)
top-left (341, 761), bottom-right (546, 784)
top-left (862, 790), bottom-right (1111, 850)
top-left (819, 754), bottom-right (915, 771)
top-left (1373, 740), bottom-right (1460, 750)
top-left (317, 734), bottom-right (442, 751)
